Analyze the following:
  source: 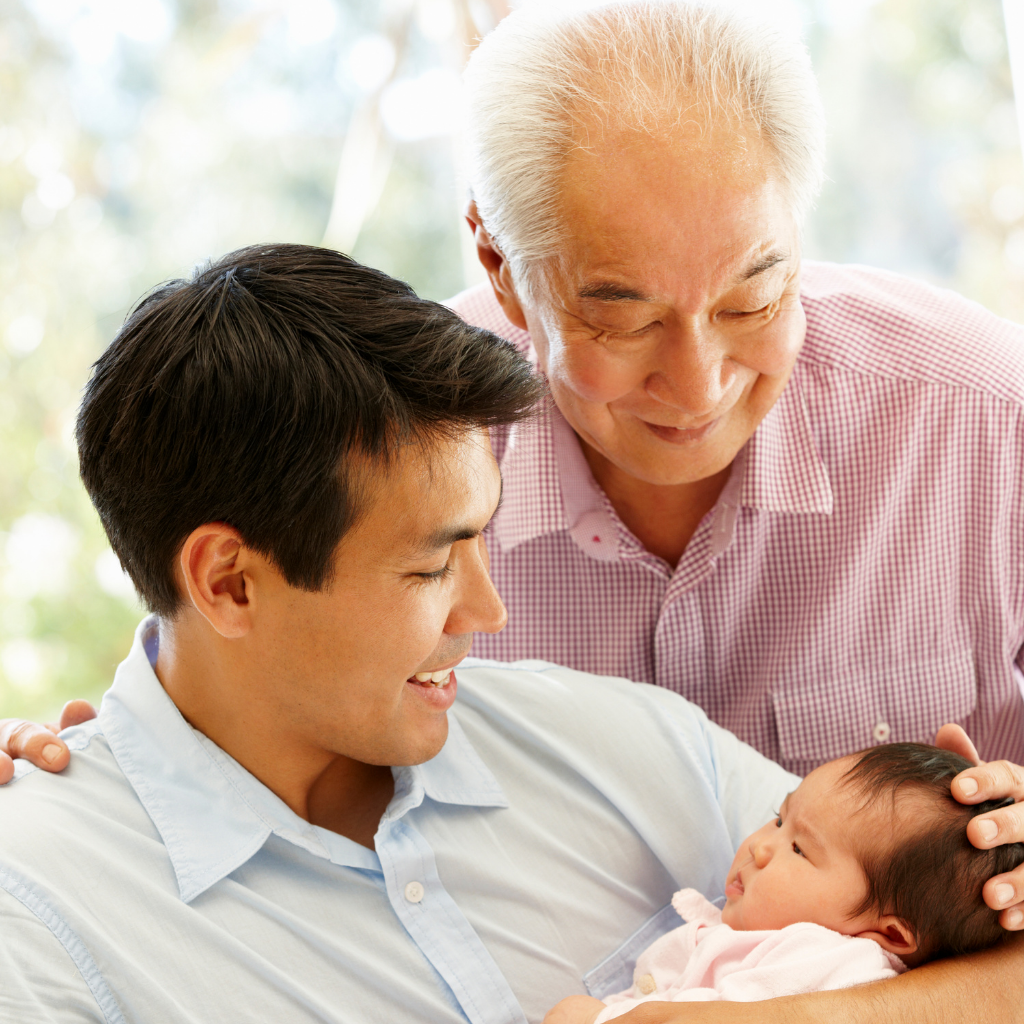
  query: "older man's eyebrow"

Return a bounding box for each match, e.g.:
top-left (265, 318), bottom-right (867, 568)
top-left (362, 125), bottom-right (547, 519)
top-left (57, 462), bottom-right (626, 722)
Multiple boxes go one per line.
top-left (740, 250), bottom-right (790, 281)
top-left (577, 282), bottom-right (653, 302)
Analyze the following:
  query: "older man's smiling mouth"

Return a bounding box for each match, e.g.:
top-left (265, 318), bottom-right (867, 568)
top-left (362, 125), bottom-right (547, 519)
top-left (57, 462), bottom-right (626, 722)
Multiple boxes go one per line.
top-left (642, 417), bottom-right (720, 444)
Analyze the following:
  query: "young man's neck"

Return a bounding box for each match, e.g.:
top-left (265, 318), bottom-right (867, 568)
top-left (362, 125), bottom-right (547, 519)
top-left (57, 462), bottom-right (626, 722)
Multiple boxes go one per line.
top-left (153, 617), bottom-right (394, 849)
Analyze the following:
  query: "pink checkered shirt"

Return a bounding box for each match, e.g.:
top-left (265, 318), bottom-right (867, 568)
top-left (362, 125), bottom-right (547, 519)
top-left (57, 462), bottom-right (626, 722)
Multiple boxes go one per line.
top-left (448, 262), bottom-right (1024, 776)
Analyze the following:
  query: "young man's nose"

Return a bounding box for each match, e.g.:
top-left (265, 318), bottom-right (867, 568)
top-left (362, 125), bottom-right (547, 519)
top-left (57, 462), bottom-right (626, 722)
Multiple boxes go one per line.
top-left (445, 538), bottom-right (507, 637)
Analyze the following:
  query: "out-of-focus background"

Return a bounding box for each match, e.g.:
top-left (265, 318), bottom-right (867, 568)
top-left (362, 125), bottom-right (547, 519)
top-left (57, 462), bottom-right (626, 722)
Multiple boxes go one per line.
top-left (0, 0), bottom-right (1022, 720)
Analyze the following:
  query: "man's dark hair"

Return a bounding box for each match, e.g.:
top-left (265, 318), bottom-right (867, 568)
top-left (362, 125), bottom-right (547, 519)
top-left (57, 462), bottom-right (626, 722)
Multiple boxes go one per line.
top-left (842, 743), bottom-right (1024, 960)
top-left (77, 244), bottom-right (543, 615)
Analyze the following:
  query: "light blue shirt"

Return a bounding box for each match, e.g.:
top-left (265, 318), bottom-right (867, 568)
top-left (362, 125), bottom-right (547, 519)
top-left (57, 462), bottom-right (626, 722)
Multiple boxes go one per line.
top-left (0, 618), bottom-right (795, 1024)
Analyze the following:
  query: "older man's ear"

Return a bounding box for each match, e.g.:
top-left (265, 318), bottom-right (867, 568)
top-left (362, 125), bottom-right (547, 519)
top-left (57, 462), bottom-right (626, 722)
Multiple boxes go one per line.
top-left (465, 200), bottom-right (529, 332)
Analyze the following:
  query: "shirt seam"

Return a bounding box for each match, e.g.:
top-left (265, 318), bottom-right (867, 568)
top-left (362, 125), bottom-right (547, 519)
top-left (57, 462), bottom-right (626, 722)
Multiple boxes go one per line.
top-left (798, 346), bottom-right (1024, 412)
top-left (0, 864), bottom-right (126, 1024)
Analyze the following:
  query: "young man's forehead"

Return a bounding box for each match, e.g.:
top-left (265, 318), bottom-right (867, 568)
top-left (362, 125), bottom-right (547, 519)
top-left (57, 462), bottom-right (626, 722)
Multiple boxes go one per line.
top-left (352, 430), bottom-right (501, 545)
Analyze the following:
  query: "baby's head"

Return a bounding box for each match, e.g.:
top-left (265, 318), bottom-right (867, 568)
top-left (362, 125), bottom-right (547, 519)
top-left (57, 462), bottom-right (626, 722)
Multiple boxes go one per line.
top-left (721, 743), bottom-right (1024, 964)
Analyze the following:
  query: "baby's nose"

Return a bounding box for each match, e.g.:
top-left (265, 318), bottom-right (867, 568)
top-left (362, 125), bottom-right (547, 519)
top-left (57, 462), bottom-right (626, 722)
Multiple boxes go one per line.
top-left (750, 837), bottom-right (771, 868)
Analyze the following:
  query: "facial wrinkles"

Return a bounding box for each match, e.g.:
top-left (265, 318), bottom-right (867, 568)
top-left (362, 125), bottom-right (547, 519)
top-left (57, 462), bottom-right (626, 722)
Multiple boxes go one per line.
top-left (540, 253), bottom-right (796, 416)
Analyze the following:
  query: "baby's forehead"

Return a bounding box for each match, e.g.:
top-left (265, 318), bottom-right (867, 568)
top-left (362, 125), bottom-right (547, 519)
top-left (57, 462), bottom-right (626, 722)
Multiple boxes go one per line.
top-left (801, 755), bottom-right (948, 838)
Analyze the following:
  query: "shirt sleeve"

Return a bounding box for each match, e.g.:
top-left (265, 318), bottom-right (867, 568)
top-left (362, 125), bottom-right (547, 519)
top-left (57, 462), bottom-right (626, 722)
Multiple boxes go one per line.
top-left (639, 683), bottom-right (800, 851)
top-left (0, 887), bottom-right (107, 1023)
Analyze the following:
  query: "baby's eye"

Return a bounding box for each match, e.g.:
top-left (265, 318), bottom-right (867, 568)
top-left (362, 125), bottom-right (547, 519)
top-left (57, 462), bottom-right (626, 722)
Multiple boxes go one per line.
top-left (774, 816), bottom-right (782, 828)
top-left (792, 842), bottom-right (805, 858)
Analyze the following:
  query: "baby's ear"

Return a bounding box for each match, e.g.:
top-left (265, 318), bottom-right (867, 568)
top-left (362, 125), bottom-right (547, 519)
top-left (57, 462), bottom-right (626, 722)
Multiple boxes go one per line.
top-left (855, 916), bottom-right (919, 961)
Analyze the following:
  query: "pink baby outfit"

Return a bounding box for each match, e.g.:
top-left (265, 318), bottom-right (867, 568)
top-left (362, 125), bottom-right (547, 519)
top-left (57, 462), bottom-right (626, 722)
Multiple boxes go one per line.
top-left (595, 889), bottom-right (906, 1021)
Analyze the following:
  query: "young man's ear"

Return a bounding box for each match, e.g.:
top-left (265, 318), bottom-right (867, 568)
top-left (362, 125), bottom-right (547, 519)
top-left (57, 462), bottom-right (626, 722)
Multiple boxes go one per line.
top-left (855, 916), bottom-right (919, 962)
top-left (177, 523), bottom-right (256, 639)
top-left (465, 200), bottom-right (528, 331)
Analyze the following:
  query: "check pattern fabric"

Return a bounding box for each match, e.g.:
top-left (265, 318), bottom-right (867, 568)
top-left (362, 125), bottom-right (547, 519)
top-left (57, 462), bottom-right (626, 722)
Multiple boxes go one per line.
top-left (448, 262), bottom-right (1024, 777)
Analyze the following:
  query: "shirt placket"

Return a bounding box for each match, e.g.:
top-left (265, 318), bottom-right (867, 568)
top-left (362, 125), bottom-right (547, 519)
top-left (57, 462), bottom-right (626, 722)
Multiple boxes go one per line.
top-left (376, 782), bottom-right (527, 1024)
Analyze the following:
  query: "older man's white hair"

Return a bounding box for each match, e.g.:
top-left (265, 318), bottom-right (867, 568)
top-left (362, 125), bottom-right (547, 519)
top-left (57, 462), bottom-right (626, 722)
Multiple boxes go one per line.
top-left (464, 0), bottom-right (826, 294)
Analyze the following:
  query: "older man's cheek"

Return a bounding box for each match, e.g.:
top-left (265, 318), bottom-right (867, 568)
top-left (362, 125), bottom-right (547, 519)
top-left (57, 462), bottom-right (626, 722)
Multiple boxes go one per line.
top-left (738, 303), bottom-right (806, 380)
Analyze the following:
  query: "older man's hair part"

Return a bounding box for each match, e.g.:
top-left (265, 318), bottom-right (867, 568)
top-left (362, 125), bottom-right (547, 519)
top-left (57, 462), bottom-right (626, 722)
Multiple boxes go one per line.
top-left (465, 0), bottom-right (826, 296)
top-left (77, 245), bottom-right (543, 616)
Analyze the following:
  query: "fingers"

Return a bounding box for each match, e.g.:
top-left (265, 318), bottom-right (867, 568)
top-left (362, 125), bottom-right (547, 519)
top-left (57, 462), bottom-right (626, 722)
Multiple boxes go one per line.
top-left (983, 869), bottom-right (1024, 930)
top-left (934, 723), bottom-right (981, 765)
top-left (59, 699), bottom-right (97, 730)
top-left (953, 759), bottom-right (1024, 808)
top-left (0, 719), bottom-right (69, 773)
top-left (0, 751), bottom-right (12, 785)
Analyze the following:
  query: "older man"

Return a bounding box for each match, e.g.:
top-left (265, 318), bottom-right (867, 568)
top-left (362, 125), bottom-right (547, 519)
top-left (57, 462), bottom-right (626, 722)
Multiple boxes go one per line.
top-left (454, 5), bottom-right (1024, 782)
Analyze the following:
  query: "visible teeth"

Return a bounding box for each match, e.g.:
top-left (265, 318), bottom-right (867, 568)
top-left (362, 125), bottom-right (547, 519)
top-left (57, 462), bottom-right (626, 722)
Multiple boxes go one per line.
top-left (412, 670), bottom-right (450, 686)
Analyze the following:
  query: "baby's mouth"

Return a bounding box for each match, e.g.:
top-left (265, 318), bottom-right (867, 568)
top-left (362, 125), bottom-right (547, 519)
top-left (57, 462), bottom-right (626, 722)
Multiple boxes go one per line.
top-left (724, 870), bottom-right (744, 899)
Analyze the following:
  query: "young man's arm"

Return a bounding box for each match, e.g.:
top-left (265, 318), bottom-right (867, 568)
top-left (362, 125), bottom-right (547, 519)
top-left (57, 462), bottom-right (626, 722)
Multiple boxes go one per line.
top-left (606, 932), bottom-right (1024, 1024)
top-left (0, 886), bottom-right (107, 1022)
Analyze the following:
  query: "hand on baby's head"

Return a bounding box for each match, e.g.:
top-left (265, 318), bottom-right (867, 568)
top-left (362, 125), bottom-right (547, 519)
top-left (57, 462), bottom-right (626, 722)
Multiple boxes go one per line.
top-left (722, 743), bottom-right (1024, 964)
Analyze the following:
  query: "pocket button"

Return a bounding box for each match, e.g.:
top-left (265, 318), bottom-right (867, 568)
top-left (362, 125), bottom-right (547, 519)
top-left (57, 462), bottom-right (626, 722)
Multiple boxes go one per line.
top-left (872, 722), bottom-right (891, 743)
top-left (636, 974), bottom-right (657, 995)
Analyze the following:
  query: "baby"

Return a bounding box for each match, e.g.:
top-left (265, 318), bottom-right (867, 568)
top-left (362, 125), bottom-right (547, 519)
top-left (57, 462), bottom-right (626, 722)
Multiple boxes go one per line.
top-left (546, 743), bottom-right (1024, 1024)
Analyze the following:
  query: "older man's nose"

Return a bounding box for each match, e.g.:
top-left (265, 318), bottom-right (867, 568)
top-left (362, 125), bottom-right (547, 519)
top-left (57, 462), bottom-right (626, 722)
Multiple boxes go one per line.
top-left (643, 326), bottom-right (730, 414)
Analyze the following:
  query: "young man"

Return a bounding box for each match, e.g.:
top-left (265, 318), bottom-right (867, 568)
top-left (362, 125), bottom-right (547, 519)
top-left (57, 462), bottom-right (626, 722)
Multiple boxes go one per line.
top-left (1, 246), bottom-right (1022, 1024)
top-left (0, 245), bottom-right (795, 1023)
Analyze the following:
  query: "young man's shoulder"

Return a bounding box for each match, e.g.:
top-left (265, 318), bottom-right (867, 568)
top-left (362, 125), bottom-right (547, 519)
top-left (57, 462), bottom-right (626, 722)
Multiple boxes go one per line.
top-left (799, 261), bottom-right (1024, 405)
top-left (0, 720), bottom-right (161, 884)
top-left (452, 658), bottom-right (794, 807)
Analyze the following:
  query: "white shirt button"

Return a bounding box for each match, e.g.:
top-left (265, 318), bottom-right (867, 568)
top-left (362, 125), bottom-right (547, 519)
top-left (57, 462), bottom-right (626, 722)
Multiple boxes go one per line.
top-left (404, 881), bottom-right (425, 903)
top-left (636, 973), bottom-right (657, 995)
top-left (872, 722), bottom-right (891, 743)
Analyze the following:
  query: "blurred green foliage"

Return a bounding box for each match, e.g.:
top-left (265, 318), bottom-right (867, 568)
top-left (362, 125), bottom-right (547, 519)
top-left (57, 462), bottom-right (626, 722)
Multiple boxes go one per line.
top-left (0, 0), bottom-right (1021, 722)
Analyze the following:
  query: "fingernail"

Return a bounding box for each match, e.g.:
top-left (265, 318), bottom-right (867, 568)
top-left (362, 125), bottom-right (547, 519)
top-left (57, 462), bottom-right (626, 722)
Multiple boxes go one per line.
top-left (958, 777), bottom-right (979, 797)
top-left (41, 744), bottom-right (62, 765)
top-left (1008, 909), bottom-right (1024, 929)
top-left (995, 883), bottom-right (1015, 907)
top-left (979, 819), bottom-right (999, 842)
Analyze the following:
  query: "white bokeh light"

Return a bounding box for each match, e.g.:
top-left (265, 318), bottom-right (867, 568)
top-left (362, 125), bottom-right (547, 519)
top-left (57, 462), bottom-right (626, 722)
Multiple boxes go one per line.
top-left (6, 314), bottom-right (45, 356)
top-left (94, 549), bottom-right (138, 602)
top-left (1, 638), bottom-right (45, 692)
top-left (287, 0), bottom-right (339, 47)
top-left (4, 513), bottom-right (79, 599)
top-left (36, 172), bottom-right (76, 210)
top-left (416, 0), bottom-right (456, 42)
top-left (380, 68), bottom-right (463, 141)
top-left (342, 33), bottom-right (396, 93)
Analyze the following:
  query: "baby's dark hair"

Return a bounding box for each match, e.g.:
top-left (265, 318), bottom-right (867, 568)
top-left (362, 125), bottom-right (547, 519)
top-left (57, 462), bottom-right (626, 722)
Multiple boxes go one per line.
top-left (842, 743), bottom-right (1024, 961)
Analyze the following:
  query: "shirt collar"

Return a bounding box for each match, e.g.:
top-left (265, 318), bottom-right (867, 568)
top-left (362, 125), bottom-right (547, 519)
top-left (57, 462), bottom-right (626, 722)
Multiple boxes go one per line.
top-left (491, 400), bottom-right (620, 561)
top-left (100, 617), bottom-right (507, 904)
top-left (737, 364), bottom-right (833, 516)
top-left (491, 364), bottom-right (832, 559)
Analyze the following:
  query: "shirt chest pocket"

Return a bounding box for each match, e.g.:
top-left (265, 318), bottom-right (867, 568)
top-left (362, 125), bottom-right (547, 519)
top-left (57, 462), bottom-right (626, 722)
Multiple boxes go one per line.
top-left (582, 903), bottom-right (680, 1000)
top-left (772, 649), bottom-right (977, 768)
